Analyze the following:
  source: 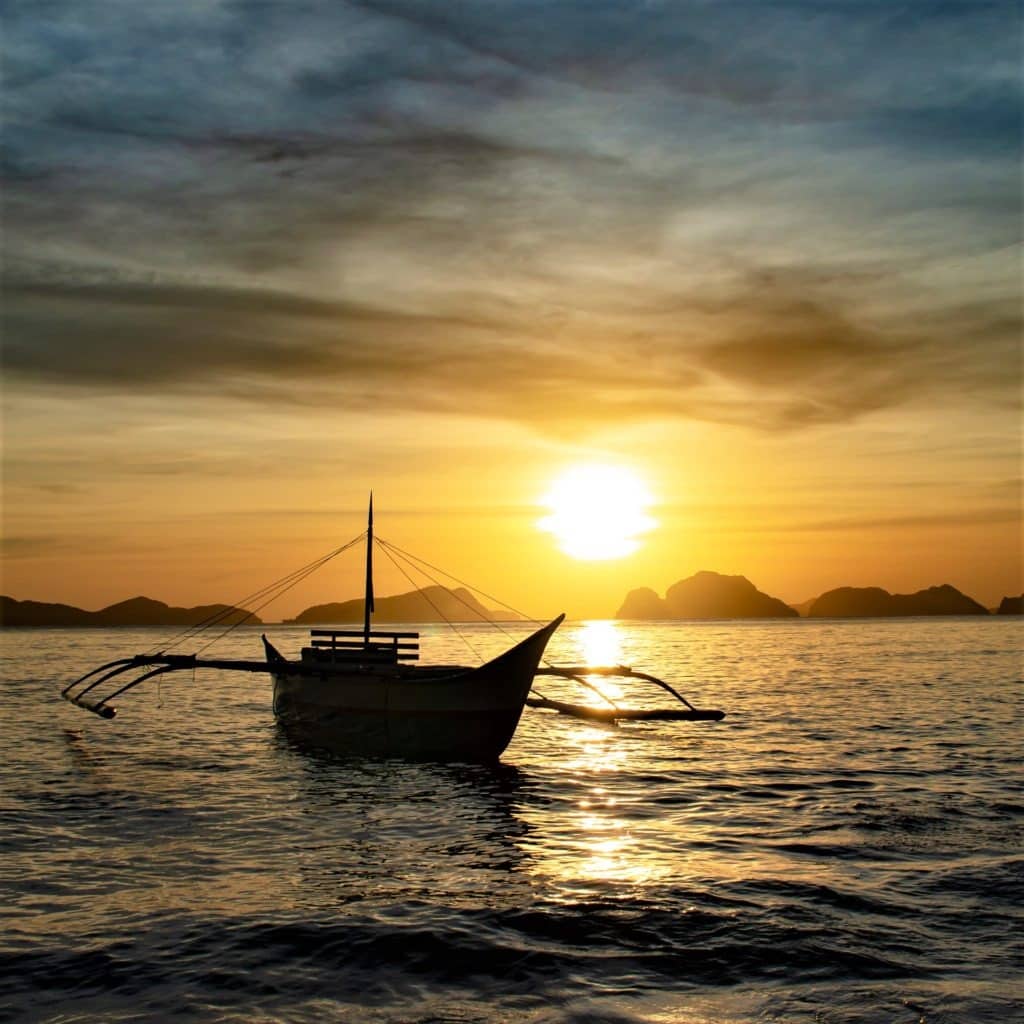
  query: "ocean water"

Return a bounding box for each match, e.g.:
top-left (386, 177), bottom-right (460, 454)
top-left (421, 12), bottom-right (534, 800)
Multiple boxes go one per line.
top-left (1, 618), bottom-right (1021, 1024)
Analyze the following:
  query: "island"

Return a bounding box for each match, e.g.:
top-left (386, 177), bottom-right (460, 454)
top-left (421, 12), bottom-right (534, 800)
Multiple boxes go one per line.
top-left (805, 584), bottom-right (988, 617)
top-left (996, 594), bottom-right (1023, 615)
top-left (617, 571), bottom-right (798, 619)
top-left (288, 585), bottom-right (518, 624)
top-left (0, 595), bottom-right (261, 627)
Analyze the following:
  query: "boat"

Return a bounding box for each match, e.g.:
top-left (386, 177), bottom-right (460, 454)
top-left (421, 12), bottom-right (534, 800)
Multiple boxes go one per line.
top-left (263, 619), bottom-right (561, 760)
top-left (62, 496), bottom-right (724, 760)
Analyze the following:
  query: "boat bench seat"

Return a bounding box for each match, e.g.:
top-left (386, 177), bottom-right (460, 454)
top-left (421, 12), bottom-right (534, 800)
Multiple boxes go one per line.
top-left (307, 628), bottom-right (420, 662)
top-left (302, 646), bottom-right (419, 663)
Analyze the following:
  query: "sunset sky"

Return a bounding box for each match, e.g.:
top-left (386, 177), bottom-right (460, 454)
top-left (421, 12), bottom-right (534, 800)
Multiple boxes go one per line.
top-left (2, 1), bottom-right (1021, 619)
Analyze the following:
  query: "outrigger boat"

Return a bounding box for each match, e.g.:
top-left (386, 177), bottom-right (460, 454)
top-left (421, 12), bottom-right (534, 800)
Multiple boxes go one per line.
top-left (62, 497), bottom-right (724, 761)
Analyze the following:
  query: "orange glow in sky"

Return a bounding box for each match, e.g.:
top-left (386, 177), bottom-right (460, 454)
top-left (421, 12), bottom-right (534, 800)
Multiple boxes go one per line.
top-left (1, 0), bottom-right (1020, 620)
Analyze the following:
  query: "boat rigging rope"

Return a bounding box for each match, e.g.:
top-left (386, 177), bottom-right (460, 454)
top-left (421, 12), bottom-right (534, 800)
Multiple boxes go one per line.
top-left (374, 534), bottom-right (601, 674)
top-left (374, 538), bottom-right (486, 664)
top-left (147, 531), bottom-right (366, 656)
top-left (194, 532), bottom-right (367, 657)
top-left (373, 537), bottom-right (542, 629)
top-left (374, 535), bottom-right (618, 709)
top-left (376, 536), bottom-right (519, 636)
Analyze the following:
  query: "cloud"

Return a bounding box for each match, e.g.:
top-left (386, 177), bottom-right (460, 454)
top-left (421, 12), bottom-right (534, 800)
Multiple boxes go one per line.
top-left (0, 533), bottom-right (116, 559)
top-left (2, 0), bottom-right (1020, 435)
top-left (770, 507), bottom-right (1023, 534)
top-left (4, 266), bottom-right (1018, 435)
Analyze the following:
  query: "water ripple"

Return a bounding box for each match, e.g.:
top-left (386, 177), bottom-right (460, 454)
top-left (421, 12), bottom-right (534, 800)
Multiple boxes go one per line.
top-left (1, 618), bottom-right (1020, 1022)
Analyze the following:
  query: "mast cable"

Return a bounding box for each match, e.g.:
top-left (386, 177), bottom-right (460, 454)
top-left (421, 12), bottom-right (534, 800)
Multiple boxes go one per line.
top-left (372, 536), bottom-right (542, 629)
top-left (374, 538), bottom-right (485, 664)
top-left (375, 535), bottom-right (617, 708)
top-left (188, 536), bottom-right (364, 654)
top-left (376, 536), bottom-right (518, 638)
top-left (374, 534), bottom-right (602, 681)
top-left (194, 533), bottom-right (366, 656)
top-left (147, 531), bottom-right (365, 655)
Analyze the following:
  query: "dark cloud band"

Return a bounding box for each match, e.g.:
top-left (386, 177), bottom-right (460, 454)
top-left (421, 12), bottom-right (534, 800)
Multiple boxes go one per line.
top-left (2, 0), bottom-right (1020, 434)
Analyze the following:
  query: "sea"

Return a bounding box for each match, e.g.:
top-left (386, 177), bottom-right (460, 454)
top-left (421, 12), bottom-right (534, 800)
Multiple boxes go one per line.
top-left (1, 618), bottom-right (1021, 1024)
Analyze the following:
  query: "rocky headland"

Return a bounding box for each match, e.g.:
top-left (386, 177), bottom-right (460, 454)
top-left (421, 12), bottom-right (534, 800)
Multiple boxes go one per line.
top-left (617, 571), bottom-right (798, 619)
top-left (615, 575), bottom-right (1013, 619)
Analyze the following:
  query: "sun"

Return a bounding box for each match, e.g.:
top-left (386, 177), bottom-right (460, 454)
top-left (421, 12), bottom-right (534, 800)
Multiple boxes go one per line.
top-left (538, 464), bottom-right (657, 560)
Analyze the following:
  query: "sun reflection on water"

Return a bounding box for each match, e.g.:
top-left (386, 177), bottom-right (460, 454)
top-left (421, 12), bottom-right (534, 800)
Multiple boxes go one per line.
top-left (521, 722), bottom-right (675, 889)
top-left (579, 620), bottom-right (624, 667)
top-left (577, 620), bottom-right (625, 704)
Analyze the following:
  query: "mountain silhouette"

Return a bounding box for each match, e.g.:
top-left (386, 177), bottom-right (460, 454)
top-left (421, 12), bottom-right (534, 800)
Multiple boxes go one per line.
top-left (287, 585), bottom-right (517, 624)
top-left (616, 587), bottom-right (669, 619)
top-left (807, 585), bottom-right (988, 617)
top-left (618, 571), bottom-right (798, 619)
top-left (0, 595), bottom-right (260, 627)
top-left (996, 594), bottom-right (1022, 614)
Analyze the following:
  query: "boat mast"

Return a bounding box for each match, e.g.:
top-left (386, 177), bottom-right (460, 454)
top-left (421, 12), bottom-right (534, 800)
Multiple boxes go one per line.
top-left (363, 491), bottom-right (374, 644)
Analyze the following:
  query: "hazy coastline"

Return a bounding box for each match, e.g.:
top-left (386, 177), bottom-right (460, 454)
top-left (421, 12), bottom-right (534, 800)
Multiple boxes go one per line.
top-left (5, 573), bottom-right (1022, 627)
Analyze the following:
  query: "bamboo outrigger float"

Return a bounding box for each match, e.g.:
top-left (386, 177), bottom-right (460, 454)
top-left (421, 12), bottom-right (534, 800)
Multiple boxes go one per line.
top-left (62, 497), bottom-right (725, 760)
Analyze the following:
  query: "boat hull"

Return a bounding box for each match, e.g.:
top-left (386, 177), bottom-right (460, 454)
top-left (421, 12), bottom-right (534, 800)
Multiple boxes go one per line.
top-left (271, 616), bottom-right (563, 761)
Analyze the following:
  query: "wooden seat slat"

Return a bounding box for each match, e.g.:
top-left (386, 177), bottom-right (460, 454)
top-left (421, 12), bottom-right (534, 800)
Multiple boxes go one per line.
top-left (303, 648), bottom-right (419, 662)
top-left (310, 639), bottom-right (419, 650)
top-left (309, 628), bottom-right (420, 639)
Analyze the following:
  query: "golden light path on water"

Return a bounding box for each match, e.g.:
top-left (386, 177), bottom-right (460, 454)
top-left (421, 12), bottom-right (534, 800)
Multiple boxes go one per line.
top-left (527, 620), bottom-right (668, 888)
top-left (526, 729), bottom-right (658, 888)
top-left (5, 619), bottom-right (1021, 1023)
top-left (579, 619), bottom-right (625, 672)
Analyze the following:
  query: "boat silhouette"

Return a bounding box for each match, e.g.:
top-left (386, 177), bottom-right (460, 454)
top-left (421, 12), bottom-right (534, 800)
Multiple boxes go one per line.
top-left (62, 496), bottom-right (723, 760)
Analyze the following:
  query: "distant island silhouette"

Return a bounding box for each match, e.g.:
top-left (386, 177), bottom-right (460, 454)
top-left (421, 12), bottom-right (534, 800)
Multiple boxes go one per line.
top-left (286, 585), bottom-right (519, 624)
top-left (0, 595), bottom-right (260, 628)
top-left (3, 582), bottom-right (1020, 627)
top-left (806, 585), bottom-right (988, 617)
top-left (616, 573), bottom-right (1017, 619)
top-left (618, 571), bottom-right (798, 619)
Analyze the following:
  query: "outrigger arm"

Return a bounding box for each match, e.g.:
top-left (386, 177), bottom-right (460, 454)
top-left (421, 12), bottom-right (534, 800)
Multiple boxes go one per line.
top-left (63, 648), bottom-right (725, 724)
top-left (530, 664), bottom-right (724, 722)
top-left (61, 643), bottom-right (320, 719)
